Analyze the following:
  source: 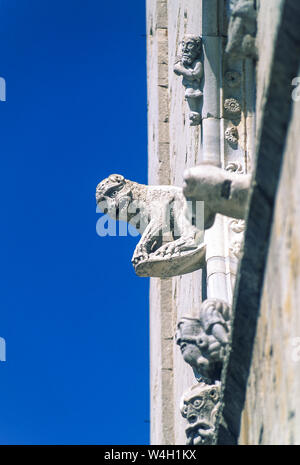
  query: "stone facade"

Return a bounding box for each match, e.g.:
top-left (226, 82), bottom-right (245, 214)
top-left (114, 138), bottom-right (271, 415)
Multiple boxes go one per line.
top-left (239, 39), bottom-right (300, 445)
top-left (147, 0), bottom-right (255, 445)
top-left (143, 0), bottom-right (300, 446)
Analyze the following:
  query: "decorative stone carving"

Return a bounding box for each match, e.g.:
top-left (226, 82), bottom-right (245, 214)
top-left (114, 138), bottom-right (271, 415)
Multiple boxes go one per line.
top-left (224, 70), bottom-right (241, 88)
top-left (229, 239), bottom-right (243, 259)
top-left (176, 299), bottom-right (231, 383)
top-left (225, 0), bottom-right (257, 60)
top-left (229, 218), bottom-right (245, 234)
top-left (180, 382), bottom-right (221, 445)
top-left (96, 174), bottom-right (206, 278)
top-left (224, 98), bottom-right (241, 117)
top-left (228, 219), bottom-right (245, 260)
top-left (225, 126), bottom-right (239, 145)
top-left (173, 35), bottom-right (203, 126)
top-left (183, 163), bottom-right (251, 229)
top-left (225, 161), bottom-right (244, 174)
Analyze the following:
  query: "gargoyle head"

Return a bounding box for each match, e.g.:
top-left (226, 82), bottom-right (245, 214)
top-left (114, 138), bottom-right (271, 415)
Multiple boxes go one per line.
top-left (96, 174), bottom-right (132, 221)
top-left (181, 35), bottom-right (202, 66)
top-left (176, 317), bottom-right (213, 381)
top-left (180, 383), bottom-right (221, 445)
top-left (176, 300), bottom-right (230, 382)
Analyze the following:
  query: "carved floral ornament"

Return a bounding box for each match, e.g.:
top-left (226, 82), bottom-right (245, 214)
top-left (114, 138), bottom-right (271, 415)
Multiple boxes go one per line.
top-left (225, 126), bottom-right (239, 144)
top-left (224, 98), bottom-right (241, 116)
top-left (224, 70), bottom-right (241, 88)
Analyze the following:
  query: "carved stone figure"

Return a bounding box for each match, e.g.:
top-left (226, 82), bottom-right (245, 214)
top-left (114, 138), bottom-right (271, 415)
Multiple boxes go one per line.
top-left (176, 299), bottom-right (231, 383)
top-left (180, 382), bottom-right (221, 445)
top-left (174, 35), bottom-right (203, 126)
top-left (183, 162), bottom-right (251, 229)
top-left (96, 174), bottom-right (206, 277)
top-left (226, 0), bottom-right (257, 60)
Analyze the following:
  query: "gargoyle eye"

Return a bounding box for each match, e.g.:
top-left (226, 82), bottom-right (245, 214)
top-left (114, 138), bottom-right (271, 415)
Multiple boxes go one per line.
top-left (210, 389), bottom-right (219, 401)
top-left (193, 398), bottom-right (203, 408)
top-left (109, 174), bottom-right (125, 183)
top-left (182, 406), bottom-right (188, 416)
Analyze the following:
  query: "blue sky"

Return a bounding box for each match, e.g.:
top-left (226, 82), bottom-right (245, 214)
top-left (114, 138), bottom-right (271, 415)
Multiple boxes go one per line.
top-left (0, 0), bottom-right (149, 444)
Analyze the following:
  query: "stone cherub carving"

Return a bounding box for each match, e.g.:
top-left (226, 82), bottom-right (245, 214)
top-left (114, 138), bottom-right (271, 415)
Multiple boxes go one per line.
top-left (176, 299), bottom-right (231, 383)
top-left (174, 34), bottom-right (203, 126)
top-left (226, 0), bottom-right (257, 60)
top-left (96, 174), bottom-right (206, 277)
top-left (183, 162), bottom-right (251, 229)
top-left (180, 382), bottom-right (221, 445)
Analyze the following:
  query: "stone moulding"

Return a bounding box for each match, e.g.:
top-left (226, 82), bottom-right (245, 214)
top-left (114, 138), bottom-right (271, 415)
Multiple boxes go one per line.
top-left (95, 174), bottom-right (206, 278)
top-left (173, 34), bottom-right (203, 126)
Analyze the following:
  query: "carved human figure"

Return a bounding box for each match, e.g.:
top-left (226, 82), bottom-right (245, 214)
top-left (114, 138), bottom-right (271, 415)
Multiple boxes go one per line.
top-left (176, 299), bottom-right (231, 383)
top-left (180, 382), bottom-right (221, 445)
top-left (226, 0), bottom-right (257, 59)
top-left (183, 162), bottom-right (251, 229)
top-left (174, 35), bottom-right (203, 125)
top-left (96, 174), bottom-right (206, 277)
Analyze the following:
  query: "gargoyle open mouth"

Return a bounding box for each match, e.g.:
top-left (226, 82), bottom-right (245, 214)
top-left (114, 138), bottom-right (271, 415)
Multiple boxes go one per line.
top-left (186, 420), bottom-right (214, 445)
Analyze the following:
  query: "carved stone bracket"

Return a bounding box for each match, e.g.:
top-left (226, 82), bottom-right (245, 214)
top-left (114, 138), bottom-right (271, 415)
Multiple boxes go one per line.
top-left (183, 163), bottom-right (251, 229)
top-left (180, 382), bottom-right (221, 445)
top-left (173, 35), bottom-right (203, 126)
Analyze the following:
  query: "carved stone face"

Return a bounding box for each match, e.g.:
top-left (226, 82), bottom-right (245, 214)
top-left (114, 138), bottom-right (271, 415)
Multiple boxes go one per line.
top-left (181, 35), bottom-right (201, 66)
top-left (176, 318), bottom-right (212, 379)
top-left (180, 383), bottom-right (221, 445)
top-left (176, 318), bottom-right (223, 381)
top-left (96, 174), bottom-right (131, 221)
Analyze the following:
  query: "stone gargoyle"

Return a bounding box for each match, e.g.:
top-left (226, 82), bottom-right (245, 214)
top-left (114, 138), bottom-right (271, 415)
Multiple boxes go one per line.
top-left (180, 382), bottom-right (221, 445)
top-left (176, 299), bottom-right (231, 383)
top-left (96, 174), bottom-right (206, 278)
top-left (183, 162), bottom-right (251, 229)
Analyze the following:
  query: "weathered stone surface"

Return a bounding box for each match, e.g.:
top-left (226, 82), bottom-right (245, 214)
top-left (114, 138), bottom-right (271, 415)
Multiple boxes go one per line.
top-left (239, 64), bottom-right (300, 446)
top-left (215, 0), bottom-right (300, 445)
top-left (225, 0), bottom-right (257, 60)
